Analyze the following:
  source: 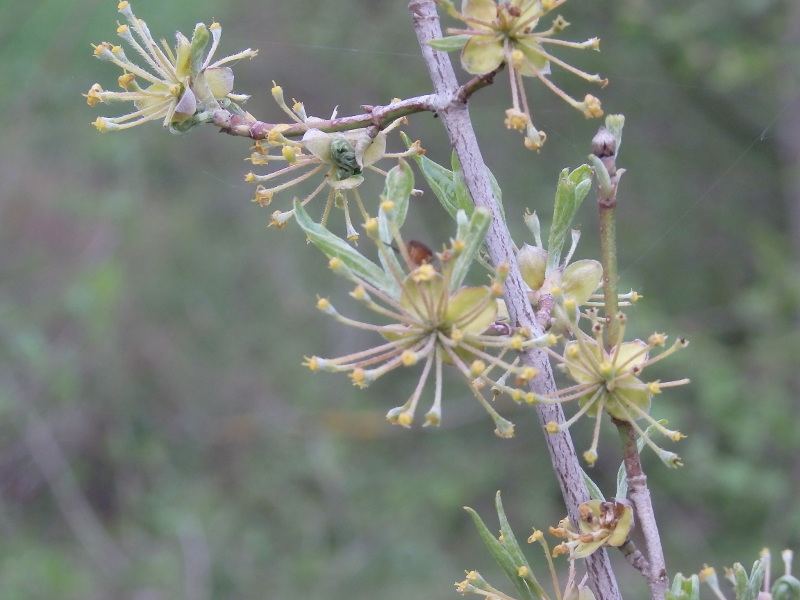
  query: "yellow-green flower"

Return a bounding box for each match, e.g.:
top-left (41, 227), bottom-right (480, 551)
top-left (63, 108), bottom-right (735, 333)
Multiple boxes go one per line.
top-left (246, 85), bottom-right (423, 241)
top-left (550, 500), bottom-right (634, 559)
top-left (435, 0), bottom-right (607, 148)
top-left (538, 309), bottom-right (689, 467)
top-left (85, 1), bottom-right (256, 133)
top-left (299, 164), bottom-right (545, 437)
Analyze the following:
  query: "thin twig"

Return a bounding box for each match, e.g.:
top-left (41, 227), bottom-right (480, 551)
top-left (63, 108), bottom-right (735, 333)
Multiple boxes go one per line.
top-left (594, 126), bottom-right (668, 600)
top-left (408, 2), bottom-right (621, 600)
top-left (616, 421), bottom-right (668, 600)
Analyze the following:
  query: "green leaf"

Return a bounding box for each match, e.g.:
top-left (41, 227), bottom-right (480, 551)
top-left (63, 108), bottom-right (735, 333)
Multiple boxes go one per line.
top-left (450, 207), bottom-right (491, 291)
top-left (667, 573), bottom-right (700, 600)
top-left (494, 492), bottom-right (547, 600)
top-left (463, 501), bottom-right (537, 600)
top-left (452, 153), bottom-right (505, 222)
top-left (451, 153), bottom-right (476, 217)
top-left (383, 160), bottom-right (413, 229)
top-left (582, 469), bottom-right (606, 501)
top-left (294, 199), bottom-right (392, 292)
top-left (604, 114), bottom-right (625, 157)
top-left (729, 559), bottom-right (767, 600)
top-left (427, 34), bottom-right (470, 53)
top-left (402, 133), bottom-right (459, 219)
top-left (547, 165), bottom-right (592, 271)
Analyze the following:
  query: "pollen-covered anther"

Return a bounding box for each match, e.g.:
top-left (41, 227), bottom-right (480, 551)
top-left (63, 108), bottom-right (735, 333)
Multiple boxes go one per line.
top-left (401, 350), bottom-right (417, 367)
top-left (582, 94), bottom-right (604, 118)
top-left (517, 566), bottom-right (531, 578)
top-left (117, 73), bottom-right (135, 89)
top-left (363, 217), bottom-right (379, 234)
top-left (328, 257), bottom-right (342, 270)
top-left (411, 263), bottom-right (437, 282)
top-left (350, 285), bottom-right (367, 301)
top-left (450, 327), bottom-right (464, 343)
top-left (545, 421), bottom-right (560, 434)
top-left (282, 145), bottom-right (297, 163)
top-left (380, 200), bottom-right (395, 212)
top-left (516, 366), bottom-right (538, 384)
top-left (304, 356), bottom-right (319, 371)
top-left (527, 529), bottom-right (543, 543)
top-left (350, 368), bottom-right (367, 386)
top-left (510, 335), bottom-right (525, 350)
top-left (470, 360), bottom-right (487, 376)
top-left (316, 297), bottom-right (331, 311)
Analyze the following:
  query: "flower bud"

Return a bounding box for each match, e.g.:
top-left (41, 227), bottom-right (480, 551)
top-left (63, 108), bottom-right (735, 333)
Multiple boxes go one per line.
top-left (517, 244), bottom-right (548, 290)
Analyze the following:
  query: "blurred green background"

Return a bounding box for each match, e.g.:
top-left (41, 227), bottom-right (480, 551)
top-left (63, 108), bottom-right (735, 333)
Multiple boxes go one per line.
top-left (1, 0), bottom-right (799, 598)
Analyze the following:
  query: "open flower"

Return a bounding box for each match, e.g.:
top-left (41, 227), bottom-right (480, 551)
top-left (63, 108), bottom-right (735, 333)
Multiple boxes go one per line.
top-left (536, 308), bottom-right (690, 467)
top-left (550, 499), bottom-right (633, 559)
top-left (434, 0), bottom-right (607, 149)
top-left (245, 85), bottom-right (423, 241)
top-left (85, 1), bottom-right (256, 133)
top-left (299, 162), bottom-right (545, 437)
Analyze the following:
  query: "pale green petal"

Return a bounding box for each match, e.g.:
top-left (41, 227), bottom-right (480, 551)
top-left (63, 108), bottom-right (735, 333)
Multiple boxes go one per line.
top-left (462, 0), bottom-right (498, 24)
top-left (401, 274), bottom-right (445, 322)
top-left (615, 340), bottom-right (649, 368)
top-left (351, 130), bottom-right (386, 167)
top-left (605, 385), bottom-right (651, 421)
top-left (446, 286), bottom-right (496, 333)
top-left (302, 129), bottom-right (333, 162)
top-left (516, 38), bottom-right (550, 76)
top-left (514, 0), bottom-right (542, 26)
top-left (204, 66), bottom-right (234, 99)
top-left (329, 174), bottom-right (364, 189)
top-left (461, 35), bottom-right (505, 74)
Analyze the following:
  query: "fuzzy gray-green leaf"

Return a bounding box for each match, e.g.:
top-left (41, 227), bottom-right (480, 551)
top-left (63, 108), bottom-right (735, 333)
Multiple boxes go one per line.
top-left (294, 200), bottom-right (391, 291)
top-left (547, 164), bottom-right (592, 271)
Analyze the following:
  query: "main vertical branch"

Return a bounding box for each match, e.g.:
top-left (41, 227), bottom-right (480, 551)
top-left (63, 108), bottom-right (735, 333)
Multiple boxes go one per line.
top-left (408, 3), bottom-right (621, 600)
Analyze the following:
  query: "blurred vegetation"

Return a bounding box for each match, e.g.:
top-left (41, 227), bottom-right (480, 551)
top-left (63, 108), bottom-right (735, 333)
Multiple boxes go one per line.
top-left (0, 0), bottom-right (798, 598)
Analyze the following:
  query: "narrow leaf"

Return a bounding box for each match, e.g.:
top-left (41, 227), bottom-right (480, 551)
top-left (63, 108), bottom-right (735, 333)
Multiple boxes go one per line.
top-left (450, 207), bottom-right (491, 291)
top-left (402, 133), bottom-right (460, 219)
top-left (547, 164), bottom-right (592, 271)
top-left (494, 492), bottom-right (546, 600)
top-left (383, 160), bottom-right (414, 229)
top-left (464, 505), bottom-right (537, 600)
top-left (427, 34), bottom-right (470, 53)
top-left (582, 469), bottom-right (606, 501)
top-left (294, 199), bottom-right (391, 291)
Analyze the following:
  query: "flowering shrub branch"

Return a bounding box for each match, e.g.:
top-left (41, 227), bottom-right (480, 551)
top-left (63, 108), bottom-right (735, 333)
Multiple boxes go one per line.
top-left (80, 3), bottom-right (775, 600)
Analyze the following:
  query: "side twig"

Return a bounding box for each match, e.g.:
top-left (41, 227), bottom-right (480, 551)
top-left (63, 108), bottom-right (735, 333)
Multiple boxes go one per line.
top-left (593, 125), bottom-right (668, 600)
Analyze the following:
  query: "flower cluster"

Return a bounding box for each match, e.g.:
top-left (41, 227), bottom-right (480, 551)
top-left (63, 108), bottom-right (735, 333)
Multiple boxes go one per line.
top-left (537, 307), bottom-right (689, 467)
top-left (434, 0), bottom-right (606, 149)
top-left (299, 163), bottom-right (546, 437)
top-left (245, 85), bottom-right (423, 241)
top-left (85, 2), bottom-right (256, 133)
